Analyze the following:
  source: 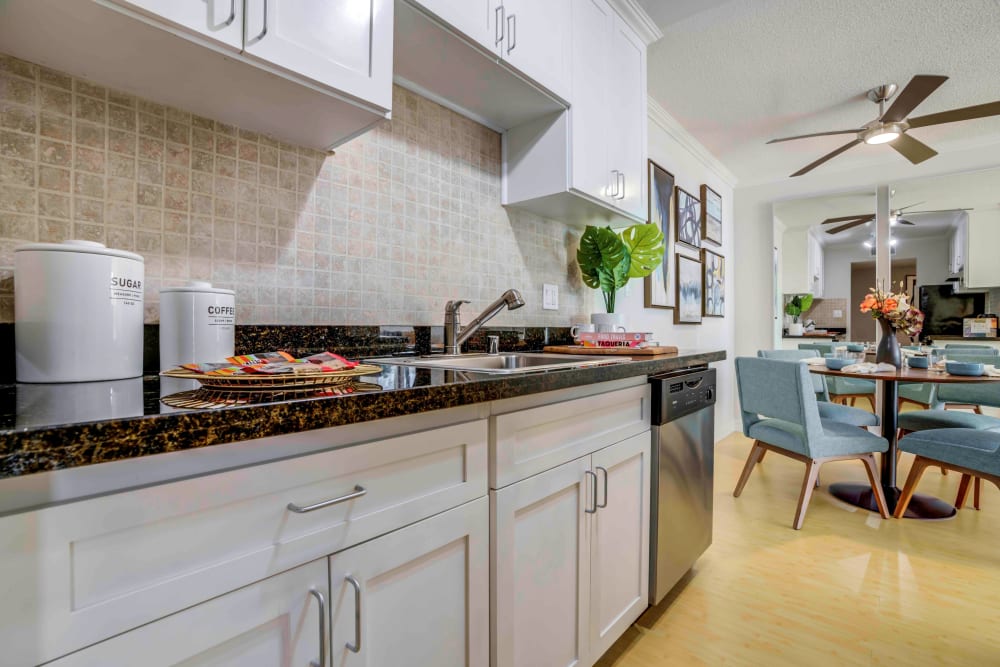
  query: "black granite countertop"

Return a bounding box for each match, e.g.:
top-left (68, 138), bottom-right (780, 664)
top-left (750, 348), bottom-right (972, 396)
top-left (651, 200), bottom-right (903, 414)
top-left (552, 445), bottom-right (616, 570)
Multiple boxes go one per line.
top-left (0, 349), bottom-right (725, 480)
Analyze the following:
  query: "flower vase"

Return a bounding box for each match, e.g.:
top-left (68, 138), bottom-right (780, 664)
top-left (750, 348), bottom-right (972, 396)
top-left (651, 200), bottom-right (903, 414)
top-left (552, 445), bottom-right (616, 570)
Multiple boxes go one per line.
top-left (876, 318), bottom-right (901, 368)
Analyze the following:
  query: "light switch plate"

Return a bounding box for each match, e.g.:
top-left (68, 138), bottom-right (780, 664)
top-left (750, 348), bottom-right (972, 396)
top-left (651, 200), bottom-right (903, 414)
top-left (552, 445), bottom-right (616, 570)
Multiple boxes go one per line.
top-left (542, 284), bottom-right (559, 310)
top-left (833, 309), bottom-right (843, 318)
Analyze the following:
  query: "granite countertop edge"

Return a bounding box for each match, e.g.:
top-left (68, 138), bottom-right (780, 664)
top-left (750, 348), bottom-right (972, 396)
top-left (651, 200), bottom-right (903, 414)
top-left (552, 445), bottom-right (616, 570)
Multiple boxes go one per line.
top-left (0, 350), bottom-right (725, 480)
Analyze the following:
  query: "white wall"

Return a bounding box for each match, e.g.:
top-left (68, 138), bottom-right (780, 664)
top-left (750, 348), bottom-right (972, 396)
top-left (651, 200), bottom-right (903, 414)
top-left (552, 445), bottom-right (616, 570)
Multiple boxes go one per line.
top-left (734, 143), bottom-right (1000, 371)
top-left (597, 101), bottom-right (737, 437)
top-left (823, 235), bottom-right (951, 303)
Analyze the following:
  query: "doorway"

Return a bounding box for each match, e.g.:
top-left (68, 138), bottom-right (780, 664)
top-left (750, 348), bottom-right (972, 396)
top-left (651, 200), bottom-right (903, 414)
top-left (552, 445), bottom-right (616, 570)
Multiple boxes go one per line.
top-left (850, 258), bottom-right (916, 343)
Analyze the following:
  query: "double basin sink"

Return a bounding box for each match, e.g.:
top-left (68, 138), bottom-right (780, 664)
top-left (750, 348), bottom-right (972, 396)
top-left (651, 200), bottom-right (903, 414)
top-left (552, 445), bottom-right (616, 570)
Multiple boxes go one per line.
top-left (368, 353), bottom-right (631, 375)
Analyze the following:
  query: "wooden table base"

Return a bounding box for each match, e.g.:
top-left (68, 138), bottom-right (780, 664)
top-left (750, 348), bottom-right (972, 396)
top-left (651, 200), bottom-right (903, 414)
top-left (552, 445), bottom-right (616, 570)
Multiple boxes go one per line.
top-left (829, 482), bottom-right (957, 520)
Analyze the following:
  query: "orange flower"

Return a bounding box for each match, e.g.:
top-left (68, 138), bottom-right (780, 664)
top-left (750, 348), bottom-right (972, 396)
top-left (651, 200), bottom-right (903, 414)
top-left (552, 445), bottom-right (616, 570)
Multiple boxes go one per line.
top-left (883, 298), bottom-right (898, 312)
top-left (860, 294), bottom-right (877, 312)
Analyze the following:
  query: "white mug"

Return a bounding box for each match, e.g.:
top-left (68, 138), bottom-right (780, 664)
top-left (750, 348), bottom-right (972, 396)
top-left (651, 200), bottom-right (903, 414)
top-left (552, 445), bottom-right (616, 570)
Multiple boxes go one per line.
top-left (571, 323), bottom-right (595, 338)
top-left (590, 313), bottom-right (627, 333)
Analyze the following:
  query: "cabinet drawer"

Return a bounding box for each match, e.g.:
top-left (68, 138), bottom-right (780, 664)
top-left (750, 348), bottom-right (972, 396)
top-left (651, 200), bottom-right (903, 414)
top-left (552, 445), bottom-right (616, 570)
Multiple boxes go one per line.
top-left (491, 384), bottom-right (650, 488)
top-left (48, 559), bottom-right (328, 667)
top-left (0, 419), bottom-right (487, 666)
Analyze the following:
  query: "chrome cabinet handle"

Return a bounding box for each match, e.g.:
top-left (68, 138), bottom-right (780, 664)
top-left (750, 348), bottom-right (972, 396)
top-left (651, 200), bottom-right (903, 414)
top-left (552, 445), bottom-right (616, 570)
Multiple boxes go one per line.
top-left (585, 470), bottom-right (598, 514)
top-left (495, 4), bottom-right (505, 45)
top-left (506, 14), bottom-right (516, 53)
top-left (222, 0), bottom-right (236, 27)
top-left (287, 485), bottom-right (366, 514)
top-left (596, 466), bottom-right (608, 508)
top-left (345, 575), bottom-right (362, 653)
top-left (254, 0), bottom-right (268, 41)
top-left (608, 170), bottom-right (620, 198)
top-left (309, 588), bottom-right (327, 667)
top-left (617, 172), bottom-right (625, 200)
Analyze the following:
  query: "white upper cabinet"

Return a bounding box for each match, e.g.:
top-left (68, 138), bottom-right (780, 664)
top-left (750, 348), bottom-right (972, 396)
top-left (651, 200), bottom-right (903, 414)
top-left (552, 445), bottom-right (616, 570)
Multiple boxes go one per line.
top-left (606, 12), bottom-right (646, 219)
top-left (569, 0), bottom-right (613, 203)
top-left (499, 0), bottom-right (572, 102)
top-left (243, 0), bottom-right (393, 110)
top-left (107, 0), bottom-right (244, 49)
top-left (417, 0), bottom-right (496, 51)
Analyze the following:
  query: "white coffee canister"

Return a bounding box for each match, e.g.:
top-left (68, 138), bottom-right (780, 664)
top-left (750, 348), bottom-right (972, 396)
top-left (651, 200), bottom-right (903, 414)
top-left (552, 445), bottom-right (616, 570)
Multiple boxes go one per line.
top-left (15, 240), bottom-right (145, 383)
top-left (159, 281), bottom-right (235, 370)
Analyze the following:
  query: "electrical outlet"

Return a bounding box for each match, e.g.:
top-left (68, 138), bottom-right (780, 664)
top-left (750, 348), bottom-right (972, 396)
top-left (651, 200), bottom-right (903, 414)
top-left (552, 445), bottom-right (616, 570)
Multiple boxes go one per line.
top-left (833, 309), bottom-right (843, 318)
top-left (542, 284), bottom-right (559, 310)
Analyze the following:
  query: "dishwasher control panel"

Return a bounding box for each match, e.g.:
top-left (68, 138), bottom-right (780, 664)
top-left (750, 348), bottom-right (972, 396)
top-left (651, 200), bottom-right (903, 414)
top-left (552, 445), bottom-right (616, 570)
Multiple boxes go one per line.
top-left (650, 366), bottom-right (716, 424)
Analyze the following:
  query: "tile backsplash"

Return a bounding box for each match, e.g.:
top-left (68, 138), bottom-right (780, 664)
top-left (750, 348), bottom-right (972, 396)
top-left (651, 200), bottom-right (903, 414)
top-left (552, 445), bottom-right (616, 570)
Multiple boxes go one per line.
top-left (0, 53), bottom-right (583, 326)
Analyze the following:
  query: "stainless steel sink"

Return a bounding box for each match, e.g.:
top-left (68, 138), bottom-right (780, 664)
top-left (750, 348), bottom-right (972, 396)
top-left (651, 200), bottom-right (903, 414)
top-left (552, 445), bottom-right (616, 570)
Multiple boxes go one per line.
top-left (366, 352), bottom-right (631, 375)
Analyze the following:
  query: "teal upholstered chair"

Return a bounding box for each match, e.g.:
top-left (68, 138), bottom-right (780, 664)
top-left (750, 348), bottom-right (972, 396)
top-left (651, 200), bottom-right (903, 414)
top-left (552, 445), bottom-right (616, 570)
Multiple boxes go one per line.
top-left (798, 342), bottom-right (835, 356)
top-left (734, 357), bottom-right (890, 529)
top-left (944, 344), bottom-right (999, 355)
top-left (797, 342), bottom-right (876, 409)
top-left (757, 350), bottom-right (878, 428)
top-left (895, 429), bottom-right (1000, 517)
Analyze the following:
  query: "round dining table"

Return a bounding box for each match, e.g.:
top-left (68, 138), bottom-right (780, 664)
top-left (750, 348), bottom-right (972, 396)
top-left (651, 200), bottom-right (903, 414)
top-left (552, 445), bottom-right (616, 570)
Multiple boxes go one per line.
top-left (809, 364), bottom-right (1000, 520)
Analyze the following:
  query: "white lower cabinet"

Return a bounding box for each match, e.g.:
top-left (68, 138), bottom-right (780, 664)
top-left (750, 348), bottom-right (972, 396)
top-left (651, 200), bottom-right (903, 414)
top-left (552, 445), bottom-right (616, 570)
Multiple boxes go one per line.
top-left (492, 431), bottom-right (651, 667)
top-left (329, 497), bottom-right (490, 667)
top-left (48, 559), bottom-right (329, 666)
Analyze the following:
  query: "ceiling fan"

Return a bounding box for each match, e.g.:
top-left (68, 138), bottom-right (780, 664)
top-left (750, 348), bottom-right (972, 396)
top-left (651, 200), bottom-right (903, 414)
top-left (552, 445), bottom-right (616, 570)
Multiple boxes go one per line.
top-left (820, 202), bottom-right (973, 235)
top-left (768, 74), bottom-right (1000, 177)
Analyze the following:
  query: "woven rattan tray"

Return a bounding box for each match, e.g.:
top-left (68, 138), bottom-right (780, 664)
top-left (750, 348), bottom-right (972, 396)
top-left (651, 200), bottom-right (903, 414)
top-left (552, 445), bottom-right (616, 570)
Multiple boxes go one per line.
top-left (161, 381), bottom-right (383, 409)
top-left (161, 364), bottom-right (382, 390)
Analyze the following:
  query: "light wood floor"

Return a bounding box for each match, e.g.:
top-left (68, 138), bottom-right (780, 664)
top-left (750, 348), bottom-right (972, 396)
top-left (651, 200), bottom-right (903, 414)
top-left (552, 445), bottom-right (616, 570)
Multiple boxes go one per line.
top-left (597, 431), bottom-right (1000, 667)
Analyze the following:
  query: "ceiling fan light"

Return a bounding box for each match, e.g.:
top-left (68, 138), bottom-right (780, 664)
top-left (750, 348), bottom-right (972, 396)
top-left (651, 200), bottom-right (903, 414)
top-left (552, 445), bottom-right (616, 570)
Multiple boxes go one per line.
top-left (865, 130), bottom-right (900, 145)
top-left (863, 240), bottom-right (873, 248)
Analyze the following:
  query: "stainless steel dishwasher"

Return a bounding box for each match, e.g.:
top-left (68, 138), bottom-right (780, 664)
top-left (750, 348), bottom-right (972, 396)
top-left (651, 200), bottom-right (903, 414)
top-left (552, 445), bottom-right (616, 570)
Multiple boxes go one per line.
top-left (649, 366), bottom-right (716, 605)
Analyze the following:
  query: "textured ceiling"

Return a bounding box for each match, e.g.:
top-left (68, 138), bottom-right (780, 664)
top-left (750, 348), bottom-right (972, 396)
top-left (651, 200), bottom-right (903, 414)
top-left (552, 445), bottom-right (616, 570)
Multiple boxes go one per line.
top-left (641, 0), bottom-right (1000, 185)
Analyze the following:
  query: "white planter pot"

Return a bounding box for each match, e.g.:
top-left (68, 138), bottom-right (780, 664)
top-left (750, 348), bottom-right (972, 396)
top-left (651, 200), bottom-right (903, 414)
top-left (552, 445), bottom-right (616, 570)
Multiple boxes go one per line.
top-left (788, 322), bottom-right (804, 336)
top-left (591, 313), bottom-right (626, 333)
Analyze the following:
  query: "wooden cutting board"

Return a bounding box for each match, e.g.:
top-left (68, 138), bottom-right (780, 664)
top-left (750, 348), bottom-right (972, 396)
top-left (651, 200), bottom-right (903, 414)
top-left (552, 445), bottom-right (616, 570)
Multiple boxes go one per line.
top-left (543, 345), bottom-right (679, 356)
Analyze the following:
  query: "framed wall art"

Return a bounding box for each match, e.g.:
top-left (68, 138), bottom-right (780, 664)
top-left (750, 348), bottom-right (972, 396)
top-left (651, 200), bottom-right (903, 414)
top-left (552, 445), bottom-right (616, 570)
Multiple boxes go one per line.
top-left (644, 160), bottom-right (676, 309)
top-left (675, 186), bottom-right (701, 250)
top-left (674, 253), bottom-right (703, 324)
top-left (700, 184), bottom-right (722, 246)
top-left (702, 248), bottom-right (725, 317)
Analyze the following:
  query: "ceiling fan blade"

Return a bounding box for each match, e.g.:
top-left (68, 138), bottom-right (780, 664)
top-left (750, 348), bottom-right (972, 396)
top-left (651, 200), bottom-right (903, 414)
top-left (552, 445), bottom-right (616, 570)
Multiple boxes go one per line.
top-left (821, 214), bottom-right (875, 225)
top-left (826, 218), bottom-right (872, 234)
top-left (790, 139), bottom-right (863, 177)
top-left (881, 75), bottom-right (949, 122)
top-left (895, 201), bottom-right (925, 211)
top-left (891, 133), bottom-right (938, 164)
top-left (897, 219), bottom-right (916, 225)
top-left (766, 129), bottom-right (862, 144)
top-left (908, 101), bottom-right (1000, 128)
top-left (907, 208), bottom-right (974, 214)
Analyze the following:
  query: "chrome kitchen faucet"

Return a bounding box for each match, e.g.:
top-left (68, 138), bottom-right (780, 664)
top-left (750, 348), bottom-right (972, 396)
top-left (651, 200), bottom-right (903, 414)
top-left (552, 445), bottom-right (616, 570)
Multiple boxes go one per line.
top-left (443, 289), bottom-right (525, 356)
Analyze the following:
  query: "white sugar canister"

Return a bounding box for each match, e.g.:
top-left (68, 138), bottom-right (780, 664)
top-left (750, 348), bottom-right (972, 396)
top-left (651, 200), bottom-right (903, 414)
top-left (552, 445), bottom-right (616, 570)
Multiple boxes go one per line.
top-left (159, 281), bottom-right (235, 370)
top-left (15, 240), bottom-right (144, 383)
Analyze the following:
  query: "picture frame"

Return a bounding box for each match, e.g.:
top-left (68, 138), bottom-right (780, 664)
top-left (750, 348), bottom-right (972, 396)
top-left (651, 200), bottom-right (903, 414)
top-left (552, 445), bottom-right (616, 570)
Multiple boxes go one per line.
top-left (644, 160), bottom-right (676, 309)
top-left (675, 186), bottom-right (701, 250)
top-left (674, 253), bottom-right (703, 324)
top-left (700, 184), bottom-right (722, 246)
top-left (702, 248), bottom-right (725, 317)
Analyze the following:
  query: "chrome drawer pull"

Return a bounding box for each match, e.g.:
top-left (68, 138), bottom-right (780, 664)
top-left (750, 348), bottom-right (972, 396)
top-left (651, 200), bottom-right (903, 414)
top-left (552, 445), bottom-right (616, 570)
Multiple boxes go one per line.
top-left (345, 575), bottom-right (363, 653)
top-left (222, 0), bottom-right (236, 27)
top-left (585, 470), bottom-right (598, 513)
top-left (596, 466), bottom-right (608, 508)
top-left (287, 485), bottom-right (366, 513)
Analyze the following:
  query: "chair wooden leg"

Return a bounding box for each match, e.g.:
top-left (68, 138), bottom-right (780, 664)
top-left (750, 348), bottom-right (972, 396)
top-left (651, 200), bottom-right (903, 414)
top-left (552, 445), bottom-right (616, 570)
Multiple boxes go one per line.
top-left (860, 454), bottom-right (890, 519)
top-left (974, 406), bottom-right (983, 415)
top-left (974, 477), bottom-right (983, 510)
top-left (894, 456), bottom-right (931, 518)
top-left (866, 396), bottom-right (876, 412)
top-left (758, 449), bottom-right (766, 463)
top-left (734, 441), bottom-right (765, 498)
top-left (850, 397), bottom-right (856, 407)
top-left (792, 461), bottom-right (821, 530)
top-left (941, 467), bottom-right (949, 476)
top-left (956, 474), bottom-right (973, 509)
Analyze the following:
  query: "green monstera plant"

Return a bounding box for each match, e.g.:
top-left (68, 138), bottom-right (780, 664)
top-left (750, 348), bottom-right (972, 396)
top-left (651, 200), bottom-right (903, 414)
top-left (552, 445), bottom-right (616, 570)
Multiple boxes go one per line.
top-left (576, 224), bottom-right (665, 313)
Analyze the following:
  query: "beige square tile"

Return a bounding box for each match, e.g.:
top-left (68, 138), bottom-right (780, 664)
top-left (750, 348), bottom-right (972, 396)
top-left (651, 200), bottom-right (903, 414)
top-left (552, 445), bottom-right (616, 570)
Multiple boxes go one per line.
top-left (1, 103), bottom-right (37, 134)
top-left (0, 157), bottom-right (35, 188)
top-left (38, 191), bottom-right (70, 219)
top-left (1, 129), bottom-right (36, 160)
top-left (0, 185), bottom-right (34, 214)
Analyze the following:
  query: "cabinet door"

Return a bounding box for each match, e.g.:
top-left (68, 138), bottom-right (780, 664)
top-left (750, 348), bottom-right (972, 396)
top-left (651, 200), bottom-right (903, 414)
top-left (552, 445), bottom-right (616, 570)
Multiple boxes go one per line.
top-left (606, 12), bottom-right (647, 219)
top-left (501, 0), bottom-right (571, 101)
top-left (492, 456), bottom-right (592, 667)
top-left (329, 498), bottom-right (489, 667)
top-left (105, 0), bottom-right (243, 50)
top-left (48, 560), bottom-right (328, 666)
top-left (243, 0), bottom-right (393, 110)
top-left (415, 0), bottom-right (495, 53)
top-left (570, 0), bottom-right (614, 204)
top-left (589, 432), bottom-right (650, 659)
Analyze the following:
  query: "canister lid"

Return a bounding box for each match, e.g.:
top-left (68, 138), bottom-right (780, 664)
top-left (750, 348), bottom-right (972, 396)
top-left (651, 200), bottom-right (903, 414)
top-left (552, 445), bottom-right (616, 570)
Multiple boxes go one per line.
top-left (15, 240), bottom-right (144, 262)
top-left (160, 280), bottom-right (235, 296)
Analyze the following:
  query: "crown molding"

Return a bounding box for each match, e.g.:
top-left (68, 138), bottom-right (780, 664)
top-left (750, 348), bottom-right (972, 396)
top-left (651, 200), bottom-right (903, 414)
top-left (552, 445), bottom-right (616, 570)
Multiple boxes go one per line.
top-left (647, 97), bottom-right (738, 188)
top-left (607, 0), bottom-right (663, 45)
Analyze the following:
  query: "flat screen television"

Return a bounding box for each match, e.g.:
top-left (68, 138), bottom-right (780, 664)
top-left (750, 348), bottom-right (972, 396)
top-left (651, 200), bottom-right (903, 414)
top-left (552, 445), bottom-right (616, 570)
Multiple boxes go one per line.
top-left (919, 284), bottom-right (987, 337)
